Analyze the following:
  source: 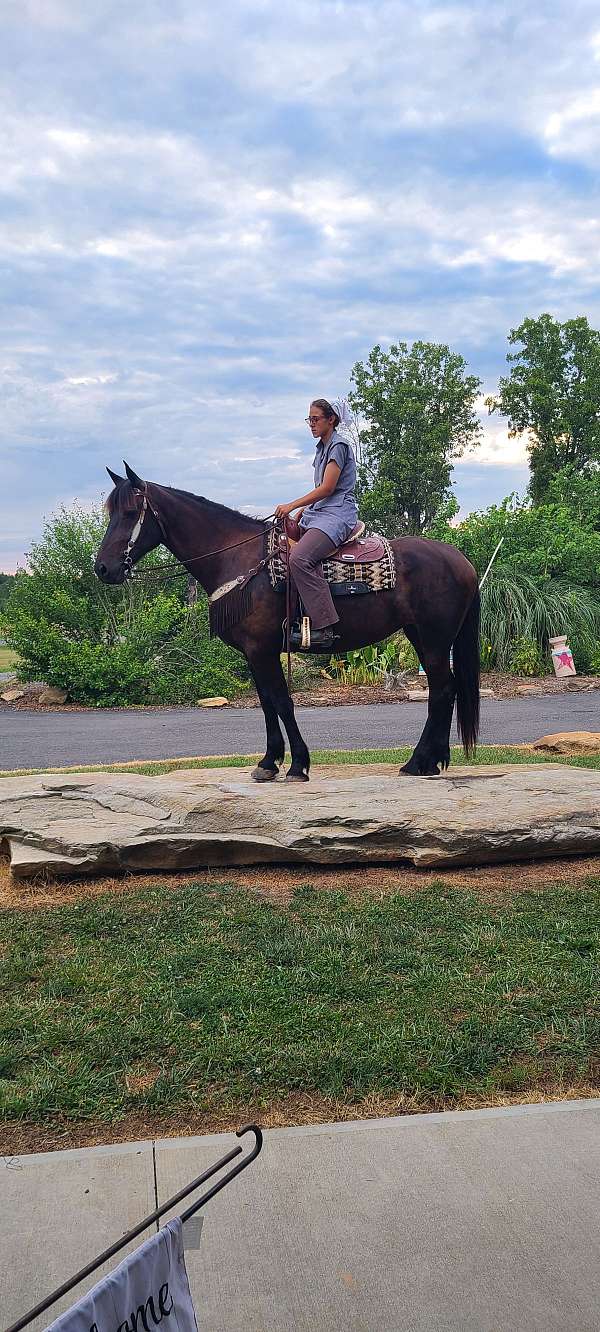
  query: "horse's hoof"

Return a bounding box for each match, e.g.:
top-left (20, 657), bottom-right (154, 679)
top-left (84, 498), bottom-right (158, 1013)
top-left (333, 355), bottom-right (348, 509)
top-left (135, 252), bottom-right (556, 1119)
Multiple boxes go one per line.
top-left (251, 765), bottom-right (279, 782)
top-left (285, 771), bottom-right (309, 783)
top-left (399, 763), bottom-right (440, 778)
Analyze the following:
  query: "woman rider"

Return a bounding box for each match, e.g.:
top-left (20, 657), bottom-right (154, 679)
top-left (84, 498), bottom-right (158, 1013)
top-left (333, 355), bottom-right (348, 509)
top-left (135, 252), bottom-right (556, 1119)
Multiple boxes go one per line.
top-left (274, 398), bottom-right (358, 649)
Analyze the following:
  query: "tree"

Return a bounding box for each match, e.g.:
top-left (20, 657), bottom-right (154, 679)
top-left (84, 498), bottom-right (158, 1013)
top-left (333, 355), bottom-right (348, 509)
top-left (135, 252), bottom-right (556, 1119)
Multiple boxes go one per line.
top-left (487, 314), bottom-right (600, 503)
top-left (0, 572), bottom-right (16, 613)
top-left (349, 341), bottom-right (481, 536)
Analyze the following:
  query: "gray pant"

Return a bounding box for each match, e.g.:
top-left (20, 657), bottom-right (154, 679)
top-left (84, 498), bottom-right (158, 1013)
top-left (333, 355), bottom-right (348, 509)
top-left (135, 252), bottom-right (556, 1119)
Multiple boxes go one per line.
top-left (289, 527), bottom-right (338, 629)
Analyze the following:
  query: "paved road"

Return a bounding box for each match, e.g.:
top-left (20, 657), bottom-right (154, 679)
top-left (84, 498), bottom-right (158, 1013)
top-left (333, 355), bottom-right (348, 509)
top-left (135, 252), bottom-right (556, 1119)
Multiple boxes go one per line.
top-left (2, 693), bottom-right (600, 770)
top-left (3, 1101), bottom-right (600, 1331)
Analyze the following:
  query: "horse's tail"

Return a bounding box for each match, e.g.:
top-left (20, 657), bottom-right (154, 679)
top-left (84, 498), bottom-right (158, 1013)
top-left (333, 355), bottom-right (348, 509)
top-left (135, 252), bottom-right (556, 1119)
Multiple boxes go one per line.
top-left (453, 587), bottom-right (480, 756)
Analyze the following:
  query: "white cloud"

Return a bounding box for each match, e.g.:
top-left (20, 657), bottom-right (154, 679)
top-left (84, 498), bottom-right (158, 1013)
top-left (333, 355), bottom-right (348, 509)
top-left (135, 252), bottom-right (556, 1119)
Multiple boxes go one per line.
top-left (3, 0), bottom-right (600, 568)
top-left (458, 420), bottom-right (529, 469)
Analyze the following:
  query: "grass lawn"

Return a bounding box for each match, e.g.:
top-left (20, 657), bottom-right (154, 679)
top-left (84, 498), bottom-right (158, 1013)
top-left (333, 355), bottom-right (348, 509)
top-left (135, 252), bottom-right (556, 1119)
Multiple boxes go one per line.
top-left (0, 647), bottom-right (18, 671)
top-left (2, 744), bottom-right (600, 778)
top-left (1, 746), bottom-right (599, 1147)
top-left (0, 877), bottom-right (598, 1139)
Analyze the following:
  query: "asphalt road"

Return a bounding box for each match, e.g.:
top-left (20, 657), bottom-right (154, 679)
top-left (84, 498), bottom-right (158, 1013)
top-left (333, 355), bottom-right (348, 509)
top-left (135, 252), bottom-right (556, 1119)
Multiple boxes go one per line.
top-left (2, 692), bottom-right (600, 770)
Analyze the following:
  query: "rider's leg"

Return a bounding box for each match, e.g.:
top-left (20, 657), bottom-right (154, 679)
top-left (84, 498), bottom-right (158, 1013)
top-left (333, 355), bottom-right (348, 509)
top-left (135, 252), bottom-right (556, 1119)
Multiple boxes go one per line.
top-left (289, 528), bottom-right (339, 630)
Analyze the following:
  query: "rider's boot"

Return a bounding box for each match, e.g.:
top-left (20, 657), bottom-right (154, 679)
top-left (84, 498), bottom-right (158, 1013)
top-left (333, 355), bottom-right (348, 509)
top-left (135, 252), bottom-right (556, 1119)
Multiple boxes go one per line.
top-left (287, 620), bottom-right (337, 651)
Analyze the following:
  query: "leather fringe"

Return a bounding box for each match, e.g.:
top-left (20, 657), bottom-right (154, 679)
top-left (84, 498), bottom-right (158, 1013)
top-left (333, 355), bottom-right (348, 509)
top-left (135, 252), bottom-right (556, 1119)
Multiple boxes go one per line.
top-left (209, 577), bottom-right (253, 638)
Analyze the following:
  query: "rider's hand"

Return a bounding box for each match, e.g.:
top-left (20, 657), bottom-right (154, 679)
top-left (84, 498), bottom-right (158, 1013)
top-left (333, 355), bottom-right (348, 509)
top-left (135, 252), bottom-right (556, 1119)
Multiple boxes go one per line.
top-left (275, 502), bottom-right (294, 519)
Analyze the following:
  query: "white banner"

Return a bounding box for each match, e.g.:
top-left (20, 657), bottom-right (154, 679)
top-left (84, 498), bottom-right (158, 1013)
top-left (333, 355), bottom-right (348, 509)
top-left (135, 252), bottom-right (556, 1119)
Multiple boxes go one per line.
top-left (46, 1217), bottom-right (198, 1332)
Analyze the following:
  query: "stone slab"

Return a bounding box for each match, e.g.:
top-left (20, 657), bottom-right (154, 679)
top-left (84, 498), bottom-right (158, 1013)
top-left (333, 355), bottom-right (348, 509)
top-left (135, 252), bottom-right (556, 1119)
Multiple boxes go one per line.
top-left (154, 1101), bottom-right (600, 1332)
top-left (0, 1141), bottom-right (155, 1332)
top-left (1, 763), bottom-right (600, 878)
top-left (533, 730), bottom-right (600, 754)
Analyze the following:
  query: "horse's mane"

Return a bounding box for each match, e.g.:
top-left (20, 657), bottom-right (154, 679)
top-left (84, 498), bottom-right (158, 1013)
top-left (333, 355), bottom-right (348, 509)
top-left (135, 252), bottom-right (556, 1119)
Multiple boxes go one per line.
top-left (105, 480), bottom-right (264, 529)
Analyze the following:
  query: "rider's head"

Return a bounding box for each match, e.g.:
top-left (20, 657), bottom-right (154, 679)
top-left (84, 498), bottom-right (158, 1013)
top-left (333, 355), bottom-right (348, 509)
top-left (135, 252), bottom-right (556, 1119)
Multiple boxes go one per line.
top-left (307, 400), bottom-right (340, 440)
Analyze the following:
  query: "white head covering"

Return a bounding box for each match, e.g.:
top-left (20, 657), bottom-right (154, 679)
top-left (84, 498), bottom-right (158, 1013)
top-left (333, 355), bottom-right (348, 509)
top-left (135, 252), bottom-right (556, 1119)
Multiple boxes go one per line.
top-left (328, 396), bottom-right (361, 457)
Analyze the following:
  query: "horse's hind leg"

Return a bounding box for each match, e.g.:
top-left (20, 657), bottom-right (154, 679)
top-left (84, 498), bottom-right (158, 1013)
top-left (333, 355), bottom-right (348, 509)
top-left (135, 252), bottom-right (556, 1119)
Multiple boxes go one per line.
top-left (250, 652), bottom-right (311, 782)
top-left (248, 662), bottom-right (286, 782)
top-left (401, 633), bottom-right (456, 777)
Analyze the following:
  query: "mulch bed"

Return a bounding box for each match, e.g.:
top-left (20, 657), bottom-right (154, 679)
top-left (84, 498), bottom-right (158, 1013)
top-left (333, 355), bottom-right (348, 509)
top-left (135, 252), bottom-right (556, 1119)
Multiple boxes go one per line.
top-left (2, 673), bottom-right (600, 713)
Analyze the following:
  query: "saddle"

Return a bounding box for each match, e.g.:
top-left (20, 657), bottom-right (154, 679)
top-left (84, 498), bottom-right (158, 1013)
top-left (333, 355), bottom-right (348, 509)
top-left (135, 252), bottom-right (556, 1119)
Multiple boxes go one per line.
top-left (279, 518), bottom-right (386, 564)
top-left (268, 517), bottom-right (396, 600)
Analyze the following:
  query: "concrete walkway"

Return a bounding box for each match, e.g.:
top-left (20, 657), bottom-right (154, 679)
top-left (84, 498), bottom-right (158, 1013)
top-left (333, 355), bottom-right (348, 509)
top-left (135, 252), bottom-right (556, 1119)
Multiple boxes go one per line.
top-left (3, 1099), bottom-right (599, 1331)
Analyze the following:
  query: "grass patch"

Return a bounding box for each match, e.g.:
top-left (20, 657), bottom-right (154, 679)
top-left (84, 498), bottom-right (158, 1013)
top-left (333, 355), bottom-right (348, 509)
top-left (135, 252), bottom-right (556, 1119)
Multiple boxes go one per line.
top-left (0, 648), bottom-right (19, 672)
top-left (1, 880), bottom-right (598, 1126)
top-left (2, 745), bottom-right (600, 779)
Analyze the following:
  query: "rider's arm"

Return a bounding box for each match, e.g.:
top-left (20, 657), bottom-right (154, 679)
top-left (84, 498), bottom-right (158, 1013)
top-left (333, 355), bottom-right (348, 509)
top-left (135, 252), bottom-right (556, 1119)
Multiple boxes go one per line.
top-left (275, 462), bottom-right (341, 518)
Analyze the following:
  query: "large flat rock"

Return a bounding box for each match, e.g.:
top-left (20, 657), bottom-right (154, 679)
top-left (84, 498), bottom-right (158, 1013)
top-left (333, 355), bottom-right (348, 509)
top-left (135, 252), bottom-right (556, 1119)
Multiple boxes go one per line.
top-left (1, 763), bottom-right (600, 878)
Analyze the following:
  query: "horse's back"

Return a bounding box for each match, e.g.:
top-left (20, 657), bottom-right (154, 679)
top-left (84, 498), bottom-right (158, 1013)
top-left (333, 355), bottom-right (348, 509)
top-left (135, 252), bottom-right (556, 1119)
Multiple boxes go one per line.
top-left (391, 534), bottom-right (477, 589)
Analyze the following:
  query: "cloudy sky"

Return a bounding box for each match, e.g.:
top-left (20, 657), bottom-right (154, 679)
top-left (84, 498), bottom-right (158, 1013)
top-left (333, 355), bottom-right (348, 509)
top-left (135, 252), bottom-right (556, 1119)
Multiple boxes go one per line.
top-left (2, 0), bottom-right (600, 571)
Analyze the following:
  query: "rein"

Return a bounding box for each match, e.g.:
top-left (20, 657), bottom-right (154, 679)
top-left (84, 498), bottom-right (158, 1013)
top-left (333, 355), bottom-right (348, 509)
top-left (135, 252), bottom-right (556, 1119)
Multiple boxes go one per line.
top-left (121, 484), bottom-right (291, 671)
top-left (123, 483), bottom-right (276, 581)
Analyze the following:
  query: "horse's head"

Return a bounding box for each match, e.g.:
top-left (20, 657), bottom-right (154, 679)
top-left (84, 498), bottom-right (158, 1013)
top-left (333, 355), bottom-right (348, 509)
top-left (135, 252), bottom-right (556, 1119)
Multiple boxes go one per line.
top-left (94, 462), bottom-right (162, 584)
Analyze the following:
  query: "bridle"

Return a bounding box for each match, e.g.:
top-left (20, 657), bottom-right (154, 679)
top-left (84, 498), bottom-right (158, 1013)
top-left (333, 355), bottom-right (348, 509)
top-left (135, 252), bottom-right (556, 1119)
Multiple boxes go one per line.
top-left (119, 481), bottom-right (292, 686)
top-left (120, 481), bottom-right (276, 582)
top-left (123, 488), bottom-right (150, 578)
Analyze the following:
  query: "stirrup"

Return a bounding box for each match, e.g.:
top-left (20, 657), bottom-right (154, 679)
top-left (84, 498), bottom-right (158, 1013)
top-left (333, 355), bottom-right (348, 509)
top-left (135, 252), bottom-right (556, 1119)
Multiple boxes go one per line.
top-left (288, 620), bottom-right (337, 652)
top-left (284, 616), bottom-right (311, 649)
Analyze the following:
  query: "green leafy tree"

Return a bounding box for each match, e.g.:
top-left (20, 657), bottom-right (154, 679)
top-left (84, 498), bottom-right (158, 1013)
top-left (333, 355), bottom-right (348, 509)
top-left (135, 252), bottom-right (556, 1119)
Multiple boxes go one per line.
top-left (544, 464), bottom-right (600, 529)
top-left (1, 503), bottom-right (250, 705)
top-left (0, 573), bottom-right (16, 613)
top-left (430, 482), bottom-right (600, 671)
top-left (487, 314), bottom-right (600, 503)
top-left (349, 341), bottom-right (481, 535)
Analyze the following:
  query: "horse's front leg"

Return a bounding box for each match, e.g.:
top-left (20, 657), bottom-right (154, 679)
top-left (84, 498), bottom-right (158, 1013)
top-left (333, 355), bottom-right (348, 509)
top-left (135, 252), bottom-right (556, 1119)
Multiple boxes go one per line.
top-left (247, 662), bottom-right (286, 782)
top-left (251, 652), bottom-right (311, 782)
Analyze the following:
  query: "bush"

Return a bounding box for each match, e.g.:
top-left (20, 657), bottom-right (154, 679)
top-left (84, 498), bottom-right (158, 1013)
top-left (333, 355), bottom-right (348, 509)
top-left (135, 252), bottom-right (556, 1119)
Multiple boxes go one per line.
top-left (330, 634), bottom-right (418, 684)
top-left (510, 637), bottom-right (545, 677)
top-left (147, 599), bottom-right (251, 703)
top-left (480, 569), bottom-right (600, 673)
top-left (430, 487), bottom-right (600, 590)
top-left (1, 504), bottom-right (250, 706)
top-left (589, 644), bottom-right (600, 676)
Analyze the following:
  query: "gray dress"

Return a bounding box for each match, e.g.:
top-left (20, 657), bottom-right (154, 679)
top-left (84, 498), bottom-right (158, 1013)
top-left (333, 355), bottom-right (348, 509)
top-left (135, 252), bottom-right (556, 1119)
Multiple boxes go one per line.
top-left (299, 429), bottom-right (358, 547)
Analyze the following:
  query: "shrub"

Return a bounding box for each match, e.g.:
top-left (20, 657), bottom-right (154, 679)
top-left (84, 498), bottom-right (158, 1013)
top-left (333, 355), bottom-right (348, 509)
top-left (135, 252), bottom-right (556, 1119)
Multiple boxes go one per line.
top-left (480, 569), bottom-right (600, 672)
top-left (330, 634), bottom-right (418, 684)
top-left (510, 637), bottom-right (545, 677)
top-left (1, 504), bottom-right (250, 705)
top-left (589, 644), bottom-right (600, 676)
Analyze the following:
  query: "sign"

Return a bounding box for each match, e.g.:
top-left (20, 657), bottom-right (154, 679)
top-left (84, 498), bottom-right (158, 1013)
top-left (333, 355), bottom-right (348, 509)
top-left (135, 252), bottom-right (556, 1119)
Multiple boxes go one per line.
top-left (46, 1218), bottom-right (198, 1332)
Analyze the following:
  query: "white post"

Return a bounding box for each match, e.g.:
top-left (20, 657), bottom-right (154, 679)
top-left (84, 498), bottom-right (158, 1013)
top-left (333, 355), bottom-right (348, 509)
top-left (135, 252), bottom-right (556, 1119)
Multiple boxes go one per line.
top-left (478, 536), bottom-right (504, 589)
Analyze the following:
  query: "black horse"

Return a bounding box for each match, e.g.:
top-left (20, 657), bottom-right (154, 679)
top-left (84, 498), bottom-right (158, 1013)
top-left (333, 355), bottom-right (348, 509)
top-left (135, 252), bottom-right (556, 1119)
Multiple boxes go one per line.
top-left (95, 463), bottom-right (480, 781)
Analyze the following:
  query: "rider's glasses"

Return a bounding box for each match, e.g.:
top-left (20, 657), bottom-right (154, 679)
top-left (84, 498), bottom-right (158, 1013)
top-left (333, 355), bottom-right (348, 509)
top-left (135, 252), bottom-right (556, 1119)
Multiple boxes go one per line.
top-left (305, 416), bottom-right (325, 425)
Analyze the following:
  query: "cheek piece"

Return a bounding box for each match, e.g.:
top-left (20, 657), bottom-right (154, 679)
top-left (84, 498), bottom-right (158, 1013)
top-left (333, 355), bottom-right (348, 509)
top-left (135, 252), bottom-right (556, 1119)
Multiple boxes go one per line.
top-left (123, 490), bottom-right (148, 578)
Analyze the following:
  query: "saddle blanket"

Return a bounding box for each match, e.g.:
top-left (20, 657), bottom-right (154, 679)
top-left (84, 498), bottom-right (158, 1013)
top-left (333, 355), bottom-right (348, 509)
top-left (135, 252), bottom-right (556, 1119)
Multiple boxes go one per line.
top-left (268, 528), bottom-right (396, 595)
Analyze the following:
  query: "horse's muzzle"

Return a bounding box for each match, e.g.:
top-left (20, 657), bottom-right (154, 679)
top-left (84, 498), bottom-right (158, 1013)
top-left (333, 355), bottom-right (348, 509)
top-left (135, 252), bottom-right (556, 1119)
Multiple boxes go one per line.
top-left (94, 560), bottom-right (126, 584)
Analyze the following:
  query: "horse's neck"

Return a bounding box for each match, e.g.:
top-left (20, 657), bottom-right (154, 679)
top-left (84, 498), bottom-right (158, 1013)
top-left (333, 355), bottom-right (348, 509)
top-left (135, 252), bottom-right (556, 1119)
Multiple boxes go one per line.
top-left (153, 488), bottom-right (262, 594)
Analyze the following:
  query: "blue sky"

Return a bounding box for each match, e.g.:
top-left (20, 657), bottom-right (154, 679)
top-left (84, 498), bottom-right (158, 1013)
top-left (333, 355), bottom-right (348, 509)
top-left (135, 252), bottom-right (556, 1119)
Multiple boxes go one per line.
top-left (3, 0), bottom-right (600, 570)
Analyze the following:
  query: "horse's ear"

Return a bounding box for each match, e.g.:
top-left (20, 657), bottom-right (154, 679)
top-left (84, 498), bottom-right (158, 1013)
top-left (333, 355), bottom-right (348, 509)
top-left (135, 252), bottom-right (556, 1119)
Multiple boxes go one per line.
top-left (106, 467), bottom-right (125, 487)
top-left (123, 461), bottom-right (145, 490)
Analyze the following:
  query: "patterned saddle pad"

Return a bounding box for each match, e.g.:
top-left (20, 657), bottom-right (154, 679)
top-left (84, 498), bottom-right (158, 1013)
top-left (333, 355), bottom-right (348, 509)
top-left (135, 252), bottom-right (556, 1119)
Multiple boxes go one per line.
top-left (268, 527), bottom-right (396, 595)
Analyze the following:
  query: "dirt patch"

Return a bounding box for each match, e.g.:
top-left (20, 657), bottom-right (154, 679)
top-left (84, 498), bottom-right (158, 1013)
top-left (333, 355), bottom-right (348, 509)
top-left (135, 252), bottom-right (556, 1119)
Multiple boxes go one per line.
top-left (1, 1084), bottom-right (598, 1156)
top-left (2, 851), bottom-right (600, 911)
